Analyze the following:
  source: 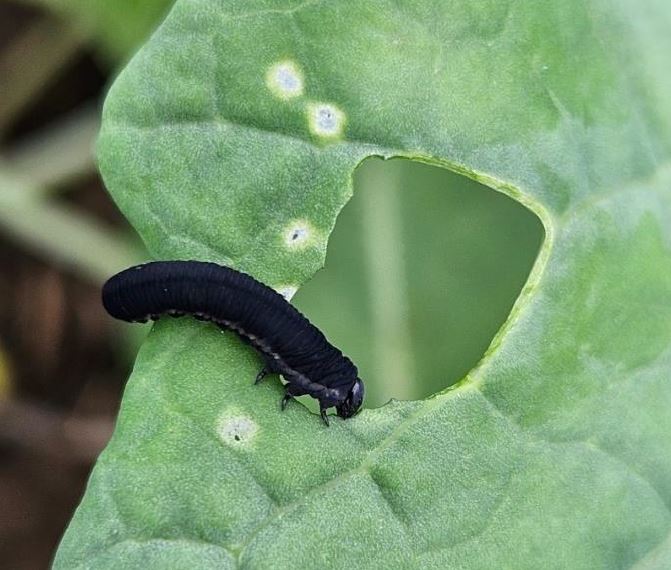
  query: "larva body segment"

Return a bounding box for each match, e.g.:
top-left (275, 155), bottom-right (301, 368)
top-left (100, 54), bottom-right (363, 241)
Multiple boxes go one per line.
top-left (102, 261), bottom-right (364, 423)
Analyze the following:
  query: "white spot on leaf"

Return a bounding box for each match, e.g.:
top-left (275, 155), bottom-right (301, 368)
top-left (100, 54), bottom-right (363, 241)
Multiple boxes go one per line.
top-left (217, 411), bottom-right (258, 448)
top-left (266, 60), bottom-right (304, 99)
top-left (274, 285), bottom-right (299, 300)
top-left (284, 220), bottom-right (315, 249)
top-left (308, 102), bottom-right (345, 138)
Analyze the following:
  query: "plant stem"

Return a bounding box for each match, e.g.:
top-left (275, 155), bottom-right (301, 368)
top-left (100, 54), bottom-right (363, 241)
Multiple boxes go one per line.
top-left (6, 105), bottom-right (99, 188)
top-left (0, 169), bottom-right (143, 284)
top-left (360, 161), bottom-right (415, 401)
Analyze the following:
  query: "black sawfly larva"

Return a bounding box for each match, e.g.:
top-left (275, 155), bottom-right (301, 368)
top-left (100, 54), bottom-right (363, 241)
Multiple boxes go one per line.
top-left (102, 260), bottom-right (364, 425)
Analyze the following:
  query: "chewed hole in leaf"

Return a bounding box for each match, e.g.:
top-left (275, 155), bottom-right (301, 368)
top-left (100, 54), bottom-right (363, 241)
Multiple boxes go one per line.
top-left (293, 157), bottom-right (545, 408)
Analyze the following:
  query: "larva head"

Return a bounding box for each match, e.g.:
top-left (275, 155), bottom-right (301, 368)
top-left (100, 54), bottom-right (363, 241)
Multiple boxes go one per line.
top-left (336, 378), bottom-right (365, 419)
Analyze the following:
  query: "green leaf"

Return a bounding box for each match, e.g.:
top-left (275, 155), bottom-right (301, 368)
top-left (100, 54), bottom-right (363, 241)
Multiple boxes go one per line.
top-left (55, 1), bottom-right (671, 568)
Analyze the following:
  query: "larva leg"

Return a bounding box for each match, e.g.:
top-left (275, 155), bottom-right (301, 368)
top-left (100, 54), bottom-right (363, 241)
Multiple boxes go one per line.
top-left (254, 356), bottom-right (283, 384)
top-left (320, 407), bottom-right (330, 427)
top-left (254, 367), bottom-right (268, 384)
top-left (280, 383), bottom-right (307, 411)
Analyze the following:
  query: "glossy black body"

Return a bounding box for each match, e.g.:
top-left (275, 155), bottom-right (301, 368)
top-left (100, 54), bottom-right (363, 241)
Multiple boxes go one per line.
top-left (102, 261), bottom-right (364, 421)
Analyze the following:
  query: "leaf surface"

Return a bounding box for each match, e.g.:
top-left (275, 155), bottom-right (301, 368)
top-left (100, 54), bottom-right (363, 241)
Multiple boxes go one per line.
top-left (55, 1), bottom-right (671, 568)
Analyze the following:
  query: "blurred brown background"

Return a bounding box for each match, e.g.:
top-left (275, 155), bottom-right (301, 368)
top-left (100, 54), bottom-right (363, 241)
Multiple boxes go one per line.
top-left (0, 1), bottom-right (543, 568)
